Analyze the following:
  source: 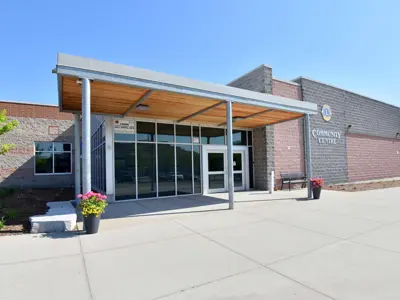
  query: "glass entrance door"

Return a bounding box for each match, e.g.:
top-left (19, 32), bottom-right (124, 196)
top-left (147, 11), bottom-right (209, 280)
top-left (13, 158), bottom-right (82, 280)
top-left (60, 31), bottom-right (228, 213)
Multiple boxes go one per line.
top-left (203, 146), bottom-right (247, 194)
top-left (207, 151), bottom-right (226, 193)
top-left (233, 151), bottom-right (245, 191)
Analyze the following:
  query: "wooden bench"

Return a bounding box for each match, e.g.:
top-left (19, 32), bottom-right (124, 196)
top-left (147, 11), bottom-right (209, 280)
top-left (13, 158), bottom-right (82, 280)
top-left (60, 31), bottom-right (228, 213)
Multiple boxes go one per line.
top-left (280, 172), bottom-right (307, 191)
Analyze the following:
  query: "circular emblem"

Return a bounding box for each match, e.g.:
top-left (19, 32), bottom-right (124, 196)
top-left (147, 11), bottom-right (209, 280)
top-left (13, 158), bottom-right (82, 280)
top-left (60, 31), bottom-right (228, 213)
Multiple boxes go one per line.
top-left (321, 104), bottom-right (332, 122)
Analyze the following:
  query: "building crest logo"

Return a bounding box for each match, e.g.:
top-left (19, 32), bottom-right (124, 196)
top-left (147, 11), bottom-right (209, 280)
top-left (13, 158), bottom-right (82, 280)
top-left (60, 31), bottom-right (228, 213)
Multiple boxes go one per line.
top-left (321, 104), bottom-right (332, 122)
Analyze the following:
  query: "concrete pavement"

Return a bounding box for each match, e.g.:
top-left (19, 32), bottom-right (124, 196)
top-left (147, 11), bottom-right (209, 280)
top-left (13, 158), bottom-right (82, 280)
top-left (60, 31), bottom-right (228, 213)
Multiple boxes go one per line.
top-left (1, 188), bottom-right (400, 299)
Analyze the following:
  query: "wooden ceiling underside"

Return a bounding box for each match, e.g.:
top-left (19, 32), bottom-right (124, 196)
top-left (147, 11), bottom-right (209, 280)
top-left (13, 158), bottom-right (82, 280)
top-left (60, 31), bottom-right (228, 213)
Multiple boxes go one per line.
top-left (61, 76), bottom-right (304, 128)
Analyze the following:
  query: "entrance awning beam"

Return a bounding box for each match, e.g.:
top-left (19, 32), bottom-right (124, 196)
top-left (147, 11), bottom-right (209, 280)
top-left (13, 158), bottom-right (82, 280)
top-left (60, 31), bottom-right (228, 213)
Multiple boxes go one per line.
top-left (123, 90), bottom-right (152, 116)
top-left (218, 109), bottom-right (274, 126)
top-left (177, 101), bottom-right (225, 123)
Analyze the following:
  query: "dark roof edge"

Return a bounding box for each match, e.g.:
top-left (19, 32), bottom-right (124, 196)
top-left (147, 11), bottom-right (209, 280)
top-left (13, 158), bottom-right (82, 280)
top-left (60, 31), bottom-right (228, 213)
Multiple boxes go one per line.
top-left (293, 76), bottom-right (400, 109)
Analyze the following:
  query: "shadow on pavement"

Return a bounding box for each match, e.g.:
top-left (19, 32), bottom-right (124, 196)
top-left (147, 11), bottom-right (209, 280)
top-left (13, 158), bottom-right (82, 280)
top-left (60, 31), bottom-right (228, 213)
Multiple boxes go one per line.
top-left (102, 194), bottom-right (228, 220)
top-left (34, 231), bottom-right (82, 239)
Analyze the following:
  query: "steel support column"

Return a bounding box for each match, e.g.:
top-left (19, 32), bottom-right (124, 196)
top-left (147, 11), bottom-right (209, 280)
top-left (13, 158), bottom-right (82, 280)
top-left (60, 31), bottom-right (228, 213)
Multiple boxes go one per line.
top-left (105, 116), bottom-right (115, 201)
top-left (74, 114), bottom-right (81, 198)
top-left (226, 101), bottom-right (234, 209)
top-left (81, 78), bottom-right (91, 194)
top-left (304, 114), bottom-right (313, 199)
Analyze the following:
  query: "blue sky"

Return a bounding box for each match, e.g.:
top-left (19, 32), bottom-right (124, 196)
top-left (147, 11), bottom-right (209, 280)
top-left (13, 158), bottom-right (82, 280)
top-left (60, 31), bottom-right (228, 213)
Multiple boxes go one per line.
top-left (0, 0), bottom-right (399, 106)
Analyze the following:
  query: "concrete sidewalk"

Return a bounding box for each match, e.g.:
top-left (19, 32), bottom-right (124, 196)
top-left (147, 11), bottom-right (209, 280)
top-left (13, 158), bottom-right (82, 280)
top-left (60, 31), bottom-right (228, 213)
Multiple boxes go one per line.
top-left (1, 188), bottom-right (400, 299)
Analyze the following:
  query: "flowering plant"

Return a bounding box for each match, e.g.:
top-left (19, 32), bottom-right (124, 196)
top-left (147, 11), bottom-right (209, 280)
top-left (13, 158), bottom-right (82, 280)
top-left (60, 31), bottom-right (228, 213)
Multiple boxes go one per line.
top-left (78, 191), bottom-right (108, 217)
top-left (310, 177), bottom-right (324, 188)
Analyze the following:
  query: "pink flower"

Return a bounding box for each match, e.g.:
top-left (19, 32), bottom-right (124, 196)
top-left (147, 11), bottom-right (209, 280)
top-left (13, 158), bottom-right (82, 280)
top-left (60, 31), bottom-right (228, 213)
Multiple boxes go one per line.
top-left (102, 195), bottom-right (107, 199)
top-left (77, 194), bottom-right (83, 198)
top-left (82, 195), bottom-right (88, 200)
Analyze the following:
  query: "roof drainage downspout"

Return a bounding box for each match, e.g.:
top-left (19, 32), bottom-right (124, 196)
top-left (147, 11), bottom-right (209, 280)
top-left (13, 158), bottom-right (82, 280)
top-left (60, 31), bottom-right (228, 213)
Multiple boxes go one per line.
top-left (304, 114), bottom-right (313, 199)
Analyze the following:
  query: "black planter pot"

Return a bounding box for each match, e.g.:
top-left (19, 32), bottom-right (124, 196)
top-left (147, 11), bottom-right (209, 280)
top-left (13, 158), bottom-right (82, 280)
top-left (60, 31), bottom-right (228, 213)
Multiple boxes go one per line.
top-left (83, 215), bottom-right (101, 234)
top-left (312, 187), bottom-right (322, 199)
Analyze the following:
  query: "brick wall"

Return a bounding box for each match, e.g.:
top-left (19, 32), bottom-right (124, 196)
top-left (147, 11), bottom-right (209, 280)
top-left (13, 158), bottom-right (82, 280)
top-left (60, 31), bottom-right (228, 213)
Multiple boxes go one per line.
top-left (0, 101), bottom-right (75, 188)
top-left (347, 133), bottom-right (400, 182)
top-left (272, 79), bottom-right (305, 187)
top-left (0, 101), bottom-right (73, 120)
top-left (296, 77), bottom-right (400, 184)
top-left (228, 65), bottom-right (273, 94)
top-left (272, 79), bottom-right (302, 100)
top-left (228, 65), bottom-right (274, 190)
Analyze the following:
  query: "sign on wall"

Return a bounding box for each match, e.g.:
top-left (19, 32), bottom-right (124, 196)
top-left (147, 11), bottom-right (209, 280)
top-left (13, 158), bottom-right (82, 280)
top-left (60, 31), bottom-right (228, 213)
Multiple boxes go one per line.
top-left (312, 128), bottom-right (341, 144)
top-left (321, 104), bottom-right (332, 122)
top-left (114, 119), bottom-right (135, 134)
top-left (48, 126), bottom-right (59, 135)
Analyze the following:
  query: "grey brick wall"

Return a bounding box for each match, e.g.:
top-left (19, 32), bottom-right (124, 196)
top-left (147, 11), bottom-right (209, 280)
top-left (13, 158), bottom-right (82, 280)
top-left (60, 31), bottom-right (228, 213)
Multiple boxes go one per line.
top-left (265, 126), bottom-right (275, 189)
top-left (253, 127), bottom-right (267, 189)
top-left (297, 77), bottom-right (400, 184)
top-left (0, 117), bottom-right (75, 188)
top-left (228, 65), bottom-right (273, 94)
top-left (229, 65), bottom-right (274, 190)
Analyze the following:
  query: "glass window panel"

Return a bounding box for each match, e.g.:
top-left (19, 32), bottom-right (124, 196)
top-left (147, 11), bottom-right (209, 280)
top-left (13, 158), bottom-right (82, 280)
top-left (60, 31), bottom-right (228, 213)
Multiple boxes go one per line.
top-left (233, 153), bottom-right (242, 171)
top-left (234, 174), bottom-right (243, 187)
top-left (193, 127), bottom-right (200, 144)
top-left (98, 145), bottom-right (103, 190)
top-left (157, 144), bottom-right (175, 197)
top-left (208, 153), bottom-right (224, 172)
top-left (137, 143), bottom-right (156, 198)
top-left (249, 147), bottom-right (254, 188)
top-left (95, 148), bottom-right (99, 187)
top-left (176, 144), bottom-right (193, 195)
top-left (137, 122), bottom-right (155, 142)
top-left (35, 142), bottom-right (53, 152)
top-left (115, 143), bottom-right (136, 200)
top-left (102, 145), bottom-right (106, 191)
top-left (54, 143), bottom-right (71, 152)
top-left (193, 146), bottom-right (201, 193)
top-left (209, 174), bottom-right (225, 189)
top-left (35, 152), bottom-right (53, 173)
top-left (232, 130), bottom-right (247, 145)
top-left (157, 123), bottom-right (174, 143)
top-left (201, 127), bottom-right (225, 145)
top-left (114, 133), bottom-right (135, 142)
top-left (247, 131), bottom-right (253, 146)
top-left (175, 125), bottom-right (191, 144)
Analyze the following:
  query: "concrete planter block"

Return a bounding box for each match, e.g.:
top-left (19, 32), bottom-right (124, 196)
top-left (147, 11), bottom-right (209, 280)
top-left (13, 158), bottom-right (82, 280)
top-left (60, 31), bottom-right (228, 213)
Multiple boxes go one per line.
top-left (30, 213), bottom-right (77, 234)
top-left (29, 201), bottom-right (77, 234)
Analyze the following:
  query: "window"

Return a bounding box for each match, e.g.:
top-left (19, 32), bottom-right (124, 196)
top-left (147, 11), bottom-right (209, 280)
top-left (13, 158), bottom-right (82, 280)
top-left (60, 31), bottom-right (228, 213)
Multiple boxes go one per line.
top-left (201, 127), bottom-right (225, 145)
top-left (137, 122), bottom-right (155, 142)
top-left (175, 125), bottom-right (191, 144)
top-left (232, 130), bottom-right (247, 145)
top-left (35, 142), bottom-right (72, 174)
top-left (157, 123), bottom-right (174, 143)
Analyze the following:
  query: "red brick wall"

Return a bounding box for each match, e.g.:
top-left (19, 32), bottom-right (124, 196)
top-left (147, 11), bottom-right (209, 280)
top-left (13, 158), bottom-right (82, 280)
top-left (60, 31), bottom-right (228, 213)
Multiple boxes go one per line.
top-left (0, 101), bottom-right (73, 120)
top-left (272, 79), bottom-right (302, 100)
top-left (347, 133), bottom-right (400, 182)
top-left (272, 79), bottom-right (305, 187)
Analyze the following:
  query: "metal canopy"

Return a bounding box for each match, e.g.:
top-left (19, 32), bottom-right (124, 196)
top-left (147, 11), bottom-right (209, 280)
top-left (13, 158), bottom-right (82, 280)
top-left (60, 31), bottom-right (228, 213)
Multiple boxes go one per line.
top-left (123, 90), bottom-right (152, 116)
top-left (177, 101), bottom-right (225, 123)
top-left (218, 109), bottom-right (274, 126)
top-left (54, 53), bottom-right (317, 118)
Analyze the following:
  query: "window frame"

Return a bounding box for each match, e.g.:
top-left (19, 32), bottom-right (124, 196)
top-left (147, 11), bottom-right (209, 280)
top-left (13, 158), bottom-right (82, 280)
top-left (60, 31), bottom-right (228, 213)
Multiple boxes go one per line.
top-left (34, 142), bottom-right (73, 175)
